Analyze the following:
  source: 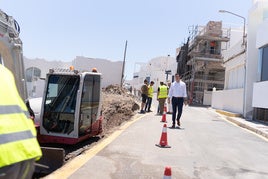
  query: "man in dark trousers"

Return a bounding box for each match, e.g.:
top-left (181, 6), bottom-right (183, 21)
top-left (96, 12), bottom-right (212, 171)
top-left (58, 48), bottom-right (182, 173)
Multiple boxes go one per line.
top-left (145, 81), bottom-right (154, 112)
top-left (140, 79), bottom-right (148, 114)
top-left (168, 73), bottom-right (188, 128)
top-left (157, 81), bottom-right (168, 115)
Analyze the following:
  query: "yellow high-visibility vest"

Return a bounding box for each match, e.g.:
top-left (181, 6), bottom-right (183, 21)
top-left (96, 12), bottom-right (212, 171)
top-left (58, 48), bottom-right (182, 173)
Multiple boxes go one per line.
top-left (148, 85), bottom-right (153, 98)
top-left (0, 65), bottom-right (42, 168)
top-left (158, 85), bottom-right (168, 99)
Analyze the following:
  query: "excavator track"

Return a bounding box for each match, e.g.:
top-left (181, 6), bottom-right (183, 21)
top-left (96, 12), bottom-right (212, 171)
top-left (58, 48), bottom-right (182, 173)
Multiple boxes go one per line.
top-left (34, 136), bottom-right (102, 178)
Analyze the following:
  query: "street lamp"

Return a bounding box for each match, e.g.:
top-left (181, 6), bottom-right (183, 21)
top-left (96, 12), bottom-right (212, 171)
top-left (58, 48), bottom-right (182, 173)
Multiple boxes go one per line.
top-left (219, 10), bottom-right (246, 46)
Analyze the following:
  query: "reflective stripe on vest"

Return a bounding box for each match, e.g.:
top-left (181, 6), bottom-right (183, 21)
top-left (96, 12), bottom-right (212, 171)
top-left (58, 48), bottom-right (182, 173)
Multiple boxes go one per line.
top-left (158, 85), bottom-right (168, 98)
top-left (0, 105), bottom-right (30, 118)
top-left (148, 86), bottom-right (153, 98)
top-left (0, 130), bottom-right (34, 145)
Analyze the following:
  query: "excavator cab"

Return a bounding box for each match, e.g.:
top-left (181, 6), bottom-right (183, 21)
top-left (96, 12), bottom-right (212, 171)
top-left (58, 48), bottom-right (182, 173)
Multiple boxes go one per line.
top-left (38, 68), bottom-right (103, 144)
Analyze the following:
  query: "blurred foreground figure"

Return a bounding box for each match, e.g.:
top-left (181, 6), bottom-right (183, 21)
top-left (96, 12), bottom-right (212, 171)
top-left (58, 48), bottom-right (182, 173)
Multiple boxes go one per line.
top-left (0, 64), bottom-right (42, 179)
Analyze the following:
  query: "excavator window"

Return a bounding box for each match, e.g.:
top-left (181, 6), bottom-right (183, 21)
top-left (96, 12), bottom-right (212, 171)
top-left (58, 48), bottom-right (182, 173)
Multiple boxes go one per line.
top-left (43, 74), bottom-right (79, 134)
top-left (79, 74), bottom-right (101, 135)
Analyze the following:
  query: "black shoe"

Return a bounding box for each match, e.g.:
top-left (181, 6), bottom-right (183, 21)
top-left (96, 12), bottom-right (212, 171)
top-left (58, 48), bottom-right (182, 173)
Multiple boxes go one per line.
top-left (140, 110), bottom-right (145, 114)
top-left (148, 110), bottom-right (152, 112)
top-left (177, 120), bottom-right (180, 127)
top-left (171, 124), bottom-right (175, 128)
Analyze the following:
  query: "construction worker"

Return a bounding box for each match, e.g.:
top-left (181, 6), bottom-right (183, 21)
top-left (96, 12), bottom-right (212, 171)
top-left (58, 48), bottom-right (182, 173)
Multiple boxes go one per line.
top-left (145, 81), bottom-right (154, 112)
top-left (0, 64), bottom-right (42, 179)
top-left (157, 81), bottom-right (168, 115)
top-left (140, 79), bottom-right (148, 114)
top-left (210, 41), bottom-right (216, 54)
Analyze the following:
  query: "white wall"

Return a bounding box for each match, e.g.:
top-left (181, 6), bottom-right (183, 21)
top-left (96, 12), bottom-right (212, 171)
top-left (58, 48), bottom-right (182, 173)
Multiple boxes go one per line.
top-left (225, 65), bottom-right (245, 89)
top-left (73, 56), bottom-right (122, 88)
top-left (224, 28), bottom-right (243, 49)
top-left (252, 81), bottom-right (268, 108)
top-left (203, 91), bottom-right (212, 105)
top-left (244, 0), bottom-right (268, 117)
top-left (212, 88), bottom-right (243, 114)
top-left (256, 19), bottom-right (268, 48)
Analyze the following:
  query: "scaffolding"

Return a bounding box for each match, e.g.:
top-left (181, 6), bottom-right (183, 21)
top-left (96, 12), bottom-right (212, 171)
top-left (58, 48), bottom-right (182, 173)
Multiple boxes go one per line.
top-left (177, 21), bottom-right (230, 105)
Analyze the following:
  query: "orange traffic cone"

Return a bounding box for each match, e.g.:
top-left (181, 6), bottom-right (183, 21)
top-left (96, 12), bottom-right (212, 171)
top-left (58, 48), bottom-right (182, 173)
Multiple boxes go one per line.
top-left (163, 166), bottom-right (172, 179)
top-left (156, 124), bottom-right (171, 148)
top-left (161, 103), bottom-right (167, 123)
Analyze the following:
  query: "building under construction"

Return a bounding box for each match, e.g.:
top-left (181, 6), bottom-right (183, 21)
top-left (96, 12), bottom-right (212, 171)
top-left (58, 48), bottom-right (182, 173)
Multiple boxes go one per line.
top-left (176, 21), bottom-right (230, 105)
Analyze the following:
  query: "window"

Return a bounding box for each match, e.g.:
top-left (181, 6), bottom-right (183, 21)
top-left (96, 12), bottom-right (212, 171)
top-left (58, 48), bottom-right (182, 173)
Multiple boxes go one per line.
top-left (42, 75), bottom-right (80, 134)
top-left (79, 74), bottom-right (101, 135)
top-left (261, 46), bottom-right (268, 81)
top-left (26, 67), bottom-right (41, 82)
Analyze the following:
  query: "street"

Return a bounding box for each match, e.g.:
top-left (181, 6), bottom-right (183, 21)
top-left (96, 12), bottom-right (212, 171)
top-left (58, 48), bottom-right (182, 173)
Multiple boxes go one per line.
top-left (47, 100), bottom-right (268, 179)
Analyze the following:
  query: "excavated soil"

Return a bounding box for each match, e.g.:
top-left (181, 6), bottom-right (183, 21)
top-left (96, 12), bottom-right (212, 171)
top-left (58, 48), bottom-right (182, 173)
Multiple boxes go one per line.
top-left (101, 85), bottom-right (140, 135)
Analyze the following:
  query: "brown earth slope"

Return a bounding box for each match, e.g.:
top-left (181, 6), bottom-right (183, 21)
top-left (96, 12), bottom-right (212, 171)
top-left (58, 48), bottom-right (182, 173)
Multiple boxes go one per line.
top-left (101, 85), bottom-right (140, 135)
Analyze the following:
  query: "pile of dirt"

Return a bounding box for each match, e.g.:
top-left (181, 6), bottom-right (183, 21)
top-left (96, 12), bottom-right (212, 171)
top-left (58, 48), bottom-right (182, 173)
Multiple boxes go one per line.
top-left (101, 85), bottom-right (140, 135)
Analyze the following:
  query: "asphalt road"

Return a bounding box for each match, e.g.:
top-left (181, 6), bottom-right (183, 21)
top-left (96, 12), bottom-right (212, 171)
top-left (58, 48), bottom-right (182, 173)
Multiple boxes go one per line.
top-left (47, 98), bottom-right (268, 179)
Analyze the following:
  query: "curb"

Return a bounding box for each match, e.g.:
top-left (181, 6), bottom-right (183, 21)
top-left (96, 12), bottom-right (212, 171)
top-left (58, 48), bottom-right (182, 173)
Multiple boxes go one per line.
top-left (214, 109), bottom-right (268, 140)
top-left (215, 109), bottom-right (241, 117)
top-left (225, 116), bottom-right (268, 140)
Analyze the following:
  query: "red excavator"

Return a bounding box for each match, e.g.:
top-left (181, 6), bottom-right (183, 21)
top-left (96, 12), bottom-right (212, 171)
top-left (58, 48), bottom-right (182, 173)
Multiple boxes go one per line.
top-left (35, 67), bottom-right (103, 174)
top-left (37, 67), bottom-right (103, 144)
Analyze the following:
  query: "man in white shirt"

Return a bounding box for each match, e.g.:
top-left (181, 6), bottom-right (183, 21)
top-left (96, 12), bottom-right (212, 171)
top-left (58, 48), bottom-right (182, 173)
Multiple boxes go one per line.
top-left (167, 73), bottom-right (188, 128)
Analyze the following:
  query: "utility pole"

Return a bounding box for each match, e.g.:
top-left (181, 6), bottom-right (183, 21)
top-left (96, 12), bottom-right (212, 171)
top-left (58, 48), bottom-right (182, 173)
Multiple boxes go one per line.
top-left (121, 40), bottom-right (128, 87)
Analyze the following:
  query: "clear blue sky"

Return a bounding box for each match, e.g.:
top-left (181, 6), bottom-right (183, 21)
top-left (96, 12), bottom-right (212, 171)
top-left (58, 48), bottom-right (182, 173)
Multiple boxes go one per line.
top-left (1, 0), bottom-right (252, 79)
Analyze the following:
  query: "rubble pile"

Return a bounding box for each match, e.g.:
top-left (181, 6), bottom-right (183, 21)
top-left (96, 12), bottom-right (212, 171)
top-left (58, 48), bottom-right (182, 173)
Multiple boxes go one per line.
top-left (103, 84), bottom-right (128, 95)
top-left (101, 85), bottom-right (140, 134)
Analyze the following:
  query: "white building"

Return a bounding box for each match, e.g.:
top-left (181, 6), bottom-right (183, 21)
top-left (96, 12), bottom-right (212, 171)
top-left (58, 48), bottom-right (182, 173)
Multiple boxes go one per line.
top-left (129, 56), bottom-right (177, 93)
top-left (212, 0), bottom-right (268, 119)
top-left (252, 0), bottom-right (268, 121)
top-left (73, 56), bottom-right (123, 87)
top-left (245, 0), bottom-right (268, 118)
top-left (24, 56), bottom-right (123, 98)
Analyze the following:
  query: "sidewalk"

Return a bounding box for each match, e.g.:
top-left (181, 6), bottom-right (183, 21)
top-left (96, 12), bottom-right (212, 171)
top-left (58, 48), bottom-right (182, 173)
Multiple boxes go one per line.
top-left (214, 109), bottom-right (268, 140)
